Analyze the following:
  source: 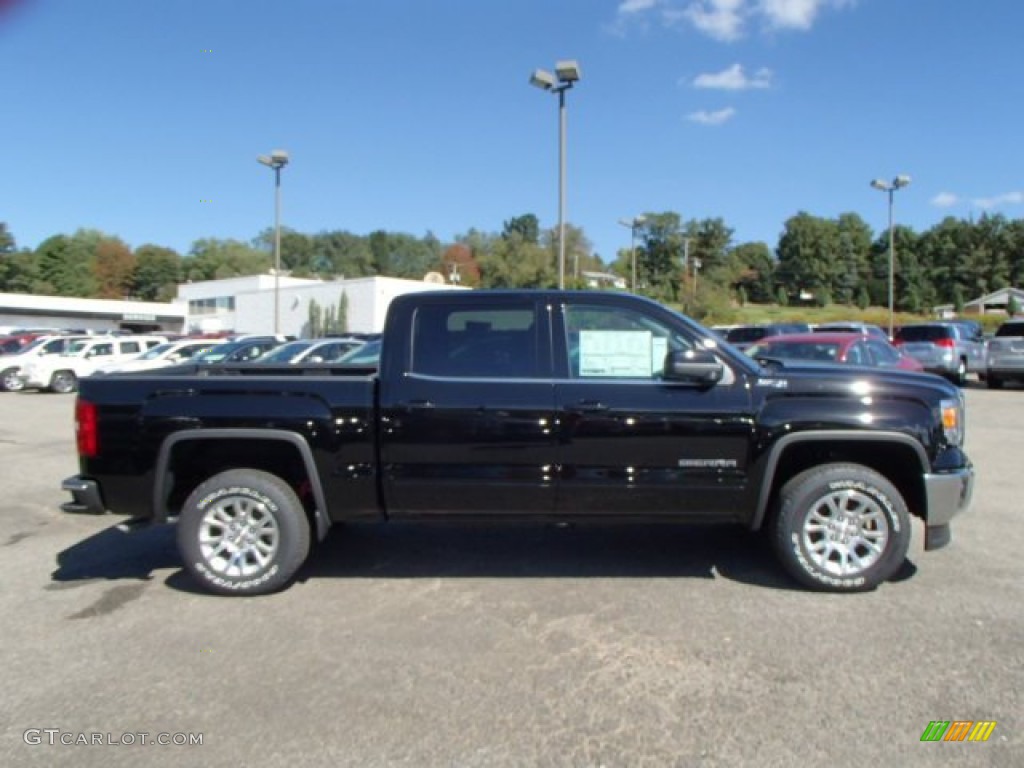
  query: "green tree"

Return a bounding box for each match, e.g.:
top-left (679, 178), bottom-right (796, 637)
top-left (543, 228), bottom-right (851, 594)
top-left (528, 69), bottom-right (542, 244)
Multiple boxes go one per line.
top-left (133, 245), bottom-right (182, 301)
top-left (725, 242), bottom-right (774, 304)
top-left (184, 238), bottom-right (269, 281)
top-left (312, 230), bottom-right (374, 277)
top-left (502, 214), bottom-right (540, 245)
top-left (776, 213), bottom-right (840, 303)
top-left (0, 222), bottom-right (14, 255)
top-left (833, 213), bottom-right (873, 305)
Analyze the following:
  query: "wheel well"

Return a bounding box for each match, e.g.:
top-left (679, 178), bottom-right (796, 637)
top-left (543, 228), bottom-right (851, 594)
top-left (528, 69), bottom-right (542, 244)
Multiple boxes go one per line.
top-left (761, 440), bottom-right (926, 526)
top-left (164, 438), bottom-right (317, 521)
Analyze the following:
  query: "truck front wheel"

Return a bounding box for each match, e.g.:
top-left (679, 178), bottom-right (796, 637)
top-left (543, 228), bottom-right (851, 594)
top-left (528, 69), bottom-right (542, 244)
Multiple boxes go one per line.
top-left (178, 469), bottom-right (311, 596)
top-left (772, 463), bottom-right (910, 592)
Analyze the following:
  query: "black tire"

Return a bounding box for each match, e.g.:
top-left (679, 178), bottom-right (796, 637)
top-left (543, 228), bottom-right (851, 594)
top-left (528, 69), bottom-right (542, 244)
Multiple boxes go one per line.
top-left (49, 370), bottom-right (78, 394)
top-left (953, 359), bottom-right (968, 387)
top-left (0, 367), bottom-right (22, 392)
top-left (987, 375), bottom-right (1004, 390)
top-left (772, 463), bottom-right (911, 592)
top-left (177, 469), bottom-right (311, 596)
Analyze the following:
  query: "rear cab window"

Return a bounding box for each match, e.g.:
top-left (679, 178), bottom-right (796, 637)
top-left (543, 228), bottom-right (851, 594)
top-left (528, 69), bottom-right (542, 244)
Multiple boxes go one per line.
top-left (410, 302), bottom-right (542, 378)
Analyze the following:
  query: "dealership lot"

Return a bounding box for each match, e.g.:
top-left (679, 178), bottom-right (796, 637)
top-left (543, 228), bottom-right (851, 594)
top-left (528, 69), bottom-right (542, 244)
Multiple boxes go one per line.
top-left (0, 387), bottom-right (1021, 767)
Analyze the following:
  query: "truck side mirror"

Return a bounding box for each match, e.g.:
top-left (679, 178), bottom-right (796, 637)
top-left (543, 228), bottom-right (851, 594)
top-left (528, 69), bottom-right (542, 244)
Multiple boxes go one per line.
top-left (663, 348), bottom-right (724, 386)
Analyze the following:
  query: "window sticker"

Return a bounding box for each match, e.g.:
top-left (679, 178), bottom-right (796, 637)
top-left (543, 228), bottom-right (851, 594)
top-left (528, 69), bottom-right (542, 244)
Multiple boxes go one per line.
top-left (578, 330), bottom-right (653, 377)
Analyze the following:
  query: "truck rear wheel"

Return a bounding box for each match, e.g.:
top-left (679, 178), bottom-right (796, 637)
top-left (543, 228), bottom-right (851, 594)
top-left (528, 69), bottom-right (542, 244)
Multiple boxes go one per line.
top-left (772, 463), bottom-right (910, 592)
top-left (178, 469), bottom-right (310, 596)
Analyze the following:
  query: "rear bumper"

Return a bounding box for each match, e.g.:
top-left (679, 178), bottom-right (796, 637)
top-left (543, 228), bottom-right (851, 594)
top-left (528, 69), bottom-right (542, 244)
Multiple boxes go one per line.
top-left (922, 464), bottom-right (974, 551)
top-left (61, 475), bottom-right (106, 515)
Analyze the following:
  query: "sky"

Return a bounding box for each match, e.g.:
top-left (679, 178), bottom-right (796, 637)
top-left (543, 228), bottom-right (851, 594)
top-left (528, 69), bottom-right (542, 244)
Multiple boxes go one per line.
top-left (1, 0), bottom-right (1022, 267)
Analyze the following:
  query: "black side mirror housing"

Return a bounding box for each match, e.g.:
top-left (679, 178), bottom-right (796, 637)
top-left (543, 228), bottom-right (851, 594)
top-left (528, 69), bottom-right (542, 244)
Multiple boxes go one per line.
top-left (663, 348), bottom-right (724, 386)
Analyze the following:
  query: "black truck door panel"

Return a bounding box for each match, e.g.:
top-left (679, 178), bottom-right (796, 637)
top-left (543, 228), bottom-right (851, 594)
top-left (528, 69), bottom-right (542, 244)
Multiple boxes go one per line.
top-left (554, 300), bottom-right (754, 518)
top-left (379, 298), bottom-right (557, 515)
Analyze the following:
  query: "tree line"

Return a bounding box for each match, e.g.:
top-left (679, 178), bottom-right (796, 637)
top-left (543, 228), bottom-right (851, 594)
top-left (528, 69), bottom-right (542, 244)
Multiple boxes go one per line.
top-left (1, 211), bottom-right (1022, 318)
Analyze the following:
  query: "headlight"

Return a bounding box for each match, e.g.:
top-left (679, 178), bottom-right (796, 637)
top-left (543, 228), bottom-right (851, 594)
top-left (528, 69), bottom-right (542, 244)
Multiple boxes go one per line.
top-left (939, 396), bottom-right (965, 446)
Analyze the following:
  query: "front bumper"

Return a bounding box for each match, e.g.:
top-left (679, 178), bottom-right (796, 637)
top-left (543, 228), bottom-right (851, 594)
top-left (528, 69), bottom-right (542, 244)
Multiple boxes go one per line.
top-left (61, 475), bottom-right (106, 515)
top-left (922, 464), bottom-right (974, 551)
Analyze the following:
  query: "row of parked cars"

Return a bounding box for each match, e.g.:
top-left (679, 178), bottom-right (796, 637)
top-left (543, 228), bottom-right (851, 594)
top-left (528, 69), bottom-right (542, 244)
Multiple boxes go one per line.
top-left (0, 331), bottom-right (383, 394)
top-left (714, 318), bottom-right (1024, 388)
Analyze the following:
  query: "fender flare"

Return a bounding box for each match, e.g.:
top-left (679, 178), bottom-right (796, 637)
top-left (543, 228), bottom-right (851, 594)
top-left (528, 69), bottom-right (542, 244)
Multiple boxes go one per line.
top-left (153, 429), bottom-right (331, 540)
top-left (750, 430), bottom-right (930, 530)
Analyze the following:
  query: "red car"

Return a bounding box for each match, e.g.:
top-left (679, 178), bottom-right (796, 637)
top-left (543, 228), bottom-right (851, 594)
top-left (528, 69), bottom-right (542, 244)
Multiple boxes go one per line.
top-left (745, 332), bottom-right (924, 371)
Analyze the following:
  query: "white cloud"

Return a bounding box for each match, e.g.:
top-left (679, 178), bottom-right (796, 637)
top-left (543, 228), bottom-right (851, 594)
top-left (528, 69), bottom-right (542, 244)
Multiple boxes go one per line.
top-left (613, 0), bottom-right (854, 41)
top-left (618, 0), bottom-right (661, 13)
top-left (973, 191), bottom-right (1024, 210)
top-left (931, 192), bottom-right (960, 208)
top-left (682, 0), bottom-right (747, 42)
top-left (687, 107), bottom-right (737, 125)
top-left (693, 63), bottom-right (773, 90)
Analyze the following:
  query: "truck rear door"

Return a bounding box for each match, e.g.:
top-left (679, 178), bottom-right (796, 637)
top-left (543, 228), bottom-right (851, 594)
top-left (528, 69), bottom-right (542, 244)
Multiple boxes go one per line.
top-left (379, 296), bottom-right (557, 515)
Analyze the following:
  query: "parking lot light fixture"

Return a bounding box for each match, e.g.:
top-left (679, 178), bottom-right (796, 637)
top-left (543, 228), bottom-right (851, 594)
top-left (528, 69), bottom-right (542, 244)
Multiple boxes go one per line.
top-left (530, 60), bottom-right (581, 290)
top-left (618, 215), bottom-right (646, 293)
top-left (870, 175), bottom-right (911, 339)
top-left (258, 150), bottom-right (290, 334)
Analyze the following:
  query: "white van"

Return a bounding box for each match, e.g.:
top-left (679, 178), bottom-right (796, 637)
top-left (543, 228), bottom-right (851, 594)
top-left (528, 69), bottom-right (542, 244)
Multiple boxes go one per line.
top-left (19, 335), bottom-right (167, 393)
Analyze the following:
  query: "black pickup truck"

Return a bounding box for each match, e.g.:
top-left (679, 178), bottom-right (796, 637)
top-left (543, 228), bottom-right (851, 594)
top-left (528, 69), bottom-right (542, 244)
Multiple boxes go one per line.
top-left (62, 290), bottom-right (974, 595)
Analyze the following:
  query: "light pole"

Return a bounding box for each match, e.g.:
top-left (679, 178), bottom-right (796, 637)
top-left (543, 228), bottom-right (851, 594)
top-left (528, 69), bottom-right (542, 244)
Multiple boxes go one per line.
top-left (618, 215), bottom-right (646, 292)
top-left (870, 174), bottom-right (911, 338)
top-left (258, 149), bottom-right (290, 334)
top-left (530, 60), bottom-right (581, 290)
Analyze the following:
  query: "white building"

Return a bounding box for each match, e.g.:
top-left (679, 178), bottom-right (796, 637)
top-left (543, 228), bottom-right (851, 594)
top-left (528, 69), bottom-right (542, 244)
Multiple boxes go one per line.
top-left (176, 274), bottom-right (465, 336)
top-left (0, 291), bottom-right (187, 334)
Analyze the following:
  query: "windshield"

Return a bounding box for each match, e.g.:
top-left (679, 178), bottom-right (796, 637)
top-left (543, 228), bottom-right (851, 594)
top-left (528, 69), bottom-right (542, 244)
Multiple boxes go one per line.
top-left (995, 323), bottom-right (1024, 338)
top-left (136, 343), bottom-right (174, 361)
top-left (258, 340), bottom-right (314, 363)
top-left (895, 325), bottom-right (950, 342)
top-left (338, 339), bottom-right (381, 365)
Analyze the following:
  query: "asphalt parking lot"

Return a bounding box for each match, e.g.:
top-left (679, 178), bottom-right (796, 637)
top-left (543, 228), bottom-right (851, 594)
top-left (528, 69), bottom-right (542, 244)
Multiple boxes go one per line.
top-left (0, 384), bottom-right (1021, 768)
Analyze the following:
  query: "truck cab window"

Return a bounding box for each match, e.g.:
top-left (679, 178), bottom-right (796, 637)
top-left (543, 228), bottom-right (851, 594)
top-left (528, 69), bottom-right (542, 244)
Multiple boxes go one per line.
top-left (564, 305), bottom-right (693, 380)
top-left (411, 304), bottom-right (540, 379)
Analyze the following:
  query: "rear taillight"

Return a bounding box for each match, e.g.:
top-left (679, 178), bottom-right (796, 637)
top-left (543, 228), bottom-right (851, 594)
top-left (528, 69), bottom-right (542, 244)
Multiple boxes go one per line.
top-left (75, 399), bottom-right (98, 458)
top-left (935, 338), bottom-right (956, 348)
top-left (892, 338), bottom-right (904, 346)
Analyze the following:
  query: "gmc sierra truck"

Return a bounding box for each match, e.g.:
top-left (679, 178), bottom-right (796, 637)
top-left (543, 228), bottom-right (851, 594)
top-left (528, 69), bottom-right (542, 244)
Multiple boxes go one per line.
top-left (61, 290), bottom-right (974, 595)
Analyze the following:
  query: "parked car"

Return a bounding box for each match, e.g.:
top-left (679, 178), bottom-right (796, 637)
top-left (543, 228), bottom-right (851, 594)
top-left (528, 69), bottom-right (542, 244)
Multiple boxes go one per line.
top-left (746, 332), bottom-right (924, 371)
top-left (892, 322), bottom-right (986, 385)
top-left (254, 338), bottom-right (364, 364)
top-left (724, 323), bottom-right (811, 350)
top-left (0, 332), bottom-right (50, 356)
top-left (336, 338), bottom-right (381, 366)
top-left (812, 322), bottom-right (890, 341)
top-left (191, 335), bottom-right (291, 364)
top-left (984, 320), bottom-right (1024, 389)
top-left (19, 335), bottom-right (167, 393)
top-left (0, 334), bottom-right (93, 391)
top-left (92, 339), bottom-right (224, 375)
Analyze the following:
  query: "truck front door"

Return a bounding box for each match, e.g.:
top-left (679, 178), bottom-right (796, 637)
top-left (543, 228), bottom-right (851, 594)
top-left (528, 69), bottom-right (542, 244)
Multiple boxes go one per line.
top-left (553, 299), bottom-right (754, 519)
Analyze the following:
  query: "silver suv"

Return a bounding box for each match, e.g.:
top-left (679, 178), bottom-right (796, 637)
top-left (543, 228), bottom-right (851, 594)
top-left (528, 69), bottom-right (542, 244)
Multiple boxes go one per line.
top-left (892, 322), bottom-right (986, 386)
top-left (985, 320), bottom-right (1024, 389)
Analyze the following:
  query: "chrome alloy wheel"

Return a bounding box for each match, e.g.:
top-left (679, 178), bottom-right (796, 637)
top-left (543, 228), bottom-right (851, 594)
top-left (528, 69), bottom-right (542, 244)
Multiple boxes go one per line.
top-left (198, 495), bottom-right (281, 578)
top-left (800, 488), bottom-right (890, 578)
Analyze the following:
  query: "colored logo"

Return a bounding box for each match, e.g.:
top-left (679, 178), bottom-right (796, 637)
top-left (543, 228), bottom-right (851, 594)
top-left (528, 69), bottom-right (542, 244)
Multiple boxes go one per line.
top-left (920, 721), bottom-right (996, 742)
